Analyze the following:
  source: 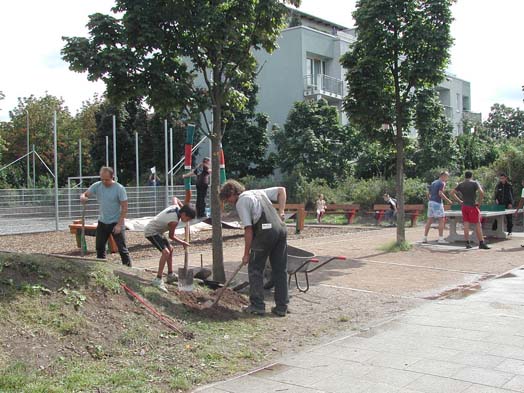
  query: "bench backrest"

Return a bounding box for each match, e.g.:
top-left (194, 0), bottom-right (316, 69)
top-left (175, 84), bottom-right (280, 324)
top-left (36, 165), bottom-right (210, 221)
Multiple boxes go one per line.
top-left (325, 204), bottom-right (360, 211)
top-left (372, 204), bottom-right (424, 211)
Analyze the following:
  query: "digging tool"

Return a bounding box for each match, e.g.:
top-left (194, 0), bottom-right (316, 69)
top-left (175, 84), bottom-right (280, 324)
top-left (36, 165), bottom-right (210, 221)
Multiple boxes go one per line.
top-left (80, 202), bottom-right (87, 257)
top-left (178, 224), bottom-right (194, 291)
top-left (194, 254), bottom-right (212, 281)
top-left (204, 260), bottom-right (245, 308)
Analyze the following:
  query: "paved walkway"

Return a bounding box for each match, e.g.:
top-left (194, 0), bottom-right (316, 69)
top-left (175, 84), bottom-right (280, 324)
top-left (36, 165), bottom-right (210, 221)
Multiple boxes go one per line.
top-left (195, 266), bottom-right (524, 393)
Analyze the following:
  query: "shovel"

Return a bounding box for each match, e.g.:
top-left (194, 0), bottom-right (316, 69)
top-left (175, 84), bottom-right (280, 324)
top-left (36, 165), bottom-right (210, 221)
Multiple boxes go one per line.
top-left (194, 254), bottom-right (212, 280)
top-left (80, 202), bottom-right (87, 257)
top-left (204, 260), bottom-right (245, 308)
top-left (178, 224), bottom-right (194, 291)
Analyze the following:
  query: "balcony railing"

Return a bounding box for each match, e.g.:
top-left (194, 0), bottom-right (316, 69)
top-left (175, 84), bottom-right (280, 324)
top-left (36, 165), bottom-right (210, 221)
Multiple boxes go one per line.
top-left (304, 74), bottom-right (343, 98)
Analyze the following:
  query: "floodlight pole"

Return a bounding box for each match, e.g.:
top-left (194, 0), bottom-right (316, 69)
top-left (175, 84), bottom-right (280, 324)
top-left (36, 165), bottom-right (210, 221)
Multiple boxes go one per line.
top-left (53, 112), bottom-right (59, 231)
top-left (26, 110), bottom-right (30, 187)
top-left (105, 135), bottom-right (109, 167)
top-left (112, 115), bottom-right (117, 181)
top-left (164, 119), bottom-right (169, 207)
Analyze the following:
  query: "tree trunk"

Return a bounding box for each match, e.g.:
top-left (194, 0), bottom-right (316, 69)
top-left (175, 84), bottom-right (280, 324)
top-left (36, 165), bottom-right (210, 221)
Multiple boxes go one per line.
top-left (395, 120), bottom-right (406, 244)
top-left (210, 105), bottom-right (226, 283)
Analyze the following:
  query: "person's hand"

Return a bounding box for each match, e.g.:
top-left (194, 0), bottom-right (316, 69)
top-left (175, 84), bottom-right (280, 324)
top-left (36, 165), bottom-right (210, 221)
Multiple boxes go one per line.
top-left (515, 210), bottom-right (519, 217)
top-left (80, 195), bottom-right (88, 203)
top-left (242, 254), bottom-right (250, 265)
top-left (180, 240), bottom-right (190, 248)
top-left (508, 204), bottom-right (512, 209)
top-left (113, 224), bottom-right (122, 234)
top-left (279, 211), bottom-right (286, 221)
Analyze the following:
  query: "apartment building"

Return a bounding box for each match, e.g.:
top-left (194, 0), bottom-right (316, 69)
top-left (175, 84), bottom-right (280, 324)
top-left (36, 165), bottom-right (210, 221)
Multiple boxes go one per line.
top-left (254, 9), bottom-right (480, 136)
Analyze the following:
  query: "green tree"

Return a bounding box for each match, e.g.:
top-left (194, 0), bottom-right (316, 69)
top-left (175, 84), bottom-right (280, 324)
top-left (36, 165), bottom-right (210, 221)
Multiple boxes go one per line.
top-left (341, 0), bottom-right (453, 244)
top-left (62, 0), bottom-right (299, 281)
top-left (414, 89), bottom-right (458, 176)
top-left (456, 130), bottom-right (498, 171)
top-left (2, 94), bottom-right (82, 187)
top-left (274, 99), bottom-right (357, 184)
top-left (484, 103), bottom-right (524, 139)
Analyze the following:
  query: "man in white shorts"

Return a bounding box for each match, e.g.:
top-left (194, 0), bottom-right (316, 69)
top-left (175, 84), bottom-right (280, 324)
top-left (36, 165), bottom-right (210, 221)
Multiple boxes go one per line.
top-left (144, 198), bottom-right (196, 292)
top-left (423, 171), bottom-right (453, 243)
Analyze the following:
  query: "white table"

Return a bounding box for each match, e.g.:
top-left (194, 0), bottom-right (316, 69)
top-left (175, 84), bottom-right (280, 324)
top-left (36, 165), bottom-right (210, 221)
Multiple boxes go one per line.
top-left (444, 209), bottom-right (516, 243)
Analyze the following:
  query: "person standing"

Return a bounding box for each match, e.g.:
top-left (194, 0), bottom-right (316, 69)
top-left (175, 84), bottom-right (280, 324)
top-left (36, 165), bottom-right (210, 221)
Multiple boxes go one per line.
top-left (144, 198), bottom-right (195, 292)
top-left (423, 171), bottom-right (453, 244)
top-left (450, 171), bottom-right (491, 249)
top-left (80, 166), bottom-right (132, 265)
top-left (183, 157), bottom-right (210, 218)
top-left (316, 193), bottom-right (327, 223)
top-left (219, 180), bottom-right (288, 317)
top-left (494, 173), bottom-right (514, 236)
top-left (382, 193), bottom-right (397, 225)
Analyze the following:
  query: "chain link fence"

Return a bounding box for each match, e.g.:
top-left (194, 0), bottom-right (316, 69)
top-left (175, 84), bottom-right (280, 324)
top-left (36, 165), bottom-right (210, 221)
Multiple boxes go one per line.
top-left (0, 185), bottom-right (196, 235)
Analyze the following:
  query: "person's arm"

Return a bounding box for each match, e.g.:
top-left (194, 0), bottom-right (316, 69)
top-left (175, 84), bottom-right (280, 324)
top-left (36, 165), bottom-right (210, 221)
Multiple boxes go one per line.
top-left (439, 188), bottom-right (453, 204)
top-left (276, 187), bottom-right (287, 219)
top-left (80, 190), bottom-right (92, 203)
top-left (515, 198), bottom-right (524, 215)
top-left (494, 183), bottom-right (499, 205)
top-left (168, 222), bottom-right (190, 247)
top-left (113, 200), bottom-right (128, 234)
top-left (477, 184), bottom-right (484, 206)
top-left (509, 185), bottom-right (514, 208)
top-left (450, 188), bottom-right (462, 204)
top-left (172, 196), bottom-right (183, 207)
top-left (242, 226), bottom-right (254, 264)
top-left (182, 169), bottom-right (196, 179)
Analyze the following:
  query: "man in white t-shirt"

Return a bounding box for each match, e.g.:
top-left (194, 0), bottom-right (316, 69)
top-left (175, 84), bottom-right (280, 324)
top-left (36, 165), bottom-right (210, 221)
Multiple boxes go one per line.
top-left (220, 180), bottom-right (288, 317)
top-left (144, 198), bottom-right (196, 292)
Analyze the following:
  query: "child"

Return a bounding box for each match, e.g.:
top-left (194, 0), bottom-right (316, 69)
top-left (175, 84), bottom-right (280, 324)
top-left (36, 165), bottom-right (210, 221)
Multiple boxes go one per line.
top-left (144, 198), bottom-right (196, 292)
top-left (316, 194), bottom-right (327, 223)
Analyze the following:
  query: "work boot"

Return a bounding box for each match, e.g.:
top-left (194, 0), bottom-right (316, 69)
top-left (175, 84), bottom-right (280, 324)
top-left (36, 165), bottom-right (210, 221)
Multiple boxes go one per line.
top-left (166, 273), bottom-right (177, 284)
top-left (242, 305), bottom-right (265, 316)
top-left (152, 277), bottom-right (168, 293)
top-left (479, 242), bottom-right (491, 250)
top-left (271, 307), bottom-right (288, 317)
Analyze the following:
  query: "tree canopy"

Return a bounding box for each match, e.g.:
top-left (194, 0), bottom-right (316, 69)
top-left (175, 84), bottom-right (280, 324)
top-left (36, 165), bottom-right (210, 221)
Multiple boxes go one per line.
top-left (62, 0), bottom-right (300, 281)
top-left (341, 0), bottom-right (454, 243)
top-left (484, 103), bottom-right (524, 139)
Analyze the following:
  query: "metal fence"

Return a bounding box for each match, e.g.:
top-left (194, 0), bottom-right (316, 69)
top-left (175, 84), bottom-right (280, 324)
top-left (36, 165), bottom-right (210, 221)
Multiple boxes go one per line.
top-left (0, 185), bottom-right (196, 235)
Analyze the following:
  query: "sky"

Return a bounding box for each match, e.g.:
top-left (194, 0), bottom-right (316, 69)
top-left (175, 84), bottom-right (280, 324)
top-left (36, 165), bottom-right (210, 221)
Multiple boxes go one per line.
top-left (0, 0), bottom-right (522, 122)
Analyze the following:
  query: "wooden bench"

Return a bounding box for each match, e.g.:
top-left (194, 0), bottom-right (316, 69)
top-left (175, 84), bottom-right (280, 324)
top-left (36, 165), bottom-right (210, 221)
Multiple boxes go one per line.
top-left (322, 204), bottom-right (360, 224)
top-left (69, 220), bottom-right (118, 253)
top-left (273, 203), bottom-right (306, 233)
top-left (370, 204), bottom-right (424, 227)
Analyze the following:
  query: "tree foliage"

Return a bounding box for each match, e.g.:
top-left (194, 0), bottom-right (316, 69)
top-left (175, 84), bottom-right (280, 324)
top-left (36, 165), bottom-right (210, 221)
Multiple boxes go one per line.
top-left (484, 103), bottom-right (524, 139)
top-left (274, 99), bottom-right (357, 185)
top-left (341, 0), bottom-right (454, 243)
top-left (62, 0), bottom-right (300, 281)
top-left (414, 89), bottom-right (458, 175)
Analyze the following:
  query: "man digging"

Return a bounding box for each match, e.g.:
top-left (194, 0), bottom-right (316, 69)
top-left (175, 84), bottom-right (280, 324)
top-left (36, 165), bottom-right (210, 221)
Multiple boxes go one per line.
top-left (219, 180), bottom-right (289, 317)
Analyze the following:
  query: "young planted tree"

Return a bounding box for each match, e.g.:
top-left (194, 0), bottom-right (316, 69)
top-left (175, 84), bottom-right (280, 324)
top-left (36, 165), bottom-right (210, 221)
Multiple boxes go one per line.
top-left (342, 0), bottom-right (454, 243)
top-left (62, 0), bottom-right (299, 282)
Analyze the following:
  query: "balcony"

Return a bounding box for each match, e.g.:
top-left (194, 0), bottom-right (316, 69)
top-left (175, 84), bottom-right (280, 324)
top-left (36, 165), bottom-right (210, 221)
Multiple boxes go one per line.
top-left (304, 74), bottom-right (344, 100)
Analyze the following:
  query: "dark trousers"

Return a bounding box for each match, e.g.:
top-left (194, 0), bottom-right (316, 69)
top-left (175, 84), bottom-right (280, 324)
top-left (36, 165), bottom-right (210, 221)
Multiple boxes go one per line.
top-left (248, 230), bottom-right (288, 312)
top-left (96, 221), bottom-right (131, 265)
top-left (494, 203), bottom-right (513, 233)
top-left (196, 183), bottom-right (208, 218)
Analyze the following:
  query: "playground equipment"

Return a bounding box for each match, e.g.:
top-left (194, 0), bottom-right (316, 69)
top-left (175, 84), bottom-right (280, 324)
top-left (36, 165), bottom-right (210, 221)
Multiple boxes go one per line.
top-left (179, 124), bottom-right (196, 291)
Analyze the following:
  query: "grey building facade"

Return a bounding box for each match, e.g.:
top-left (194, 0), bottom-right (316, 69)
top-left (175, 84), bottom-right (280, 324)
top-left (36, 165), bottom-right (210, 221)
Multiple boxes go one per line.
top-left (254, 9), bottom-right (480, 136)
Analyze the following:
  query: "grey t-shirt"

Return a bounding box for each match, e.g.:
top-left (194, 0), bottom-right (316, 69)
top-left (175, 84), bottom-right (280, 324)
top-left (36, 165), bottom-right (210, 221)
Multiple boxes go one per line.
top-left (87, 181), bottom-right (128, 224)
top-left (455, 180), bottom-right (479, 207)
top-left (144, 205), bottom-right (180, 237)
top-left (235, 187), bottom-right (280, 228)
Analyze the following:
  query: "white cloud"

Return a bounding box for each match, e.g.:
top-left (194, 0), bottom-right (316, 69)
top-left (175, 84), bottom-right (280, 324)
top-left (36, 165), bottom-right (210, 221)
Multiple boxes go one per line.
top-left (1, 0), bottom-right (522, 121)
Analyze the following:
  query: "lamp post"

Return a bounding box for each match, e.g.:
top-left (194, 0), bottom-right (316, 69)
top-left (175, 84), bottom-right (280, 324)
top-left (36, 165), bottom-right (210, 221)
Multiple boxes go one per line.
top-left (26, 110), bottom-right (30, 187)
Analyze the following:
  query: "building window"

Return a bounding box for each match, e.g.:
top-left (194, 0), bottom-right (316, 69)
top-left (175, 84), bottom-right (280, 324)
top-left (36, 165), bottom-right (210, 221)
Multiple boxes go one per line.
top-left (306, 57), bottom-right (326, 86)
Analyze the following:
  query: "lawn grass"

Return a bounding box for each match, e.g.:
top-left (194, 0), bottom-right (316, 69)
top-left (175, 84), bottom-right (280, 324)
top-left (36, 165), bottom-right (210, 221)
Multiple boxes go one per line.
top-left (378, 240), bottom-right (413, 252)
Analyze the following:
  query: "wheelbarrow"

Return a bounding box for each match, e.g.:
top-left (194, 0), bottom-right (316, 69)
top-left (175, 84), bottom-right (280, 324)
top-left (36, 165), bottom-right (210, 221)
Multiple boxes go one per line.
top-left (287, 245), bottom-right (346, 293)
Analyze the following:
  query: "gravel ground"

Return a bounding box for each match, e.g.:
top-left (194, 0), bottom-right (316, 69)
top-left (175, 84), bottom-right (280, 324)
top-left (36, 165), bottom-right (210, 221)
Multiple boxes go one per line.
top-left (0, 225), bottom-right (369, 262)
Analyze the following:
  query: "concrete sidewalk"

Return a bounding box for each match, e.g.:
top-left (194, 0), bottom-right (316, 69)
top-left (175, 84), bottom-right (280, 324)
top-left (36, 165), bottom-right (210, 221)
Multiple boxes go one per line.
top-left (195, 267), bottom-right (524, 393)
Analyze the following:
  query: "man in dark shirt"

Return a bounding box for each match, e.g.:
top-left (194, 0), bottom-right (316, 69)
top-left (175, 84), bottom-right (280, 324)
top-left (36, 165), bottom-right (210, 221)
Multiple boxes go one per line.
top-left (450, 171), bottom-right (490, 249)
top-left (494, 173), bottom-right (514, 235)
top-left (183, 157), bottom-right (210, 218)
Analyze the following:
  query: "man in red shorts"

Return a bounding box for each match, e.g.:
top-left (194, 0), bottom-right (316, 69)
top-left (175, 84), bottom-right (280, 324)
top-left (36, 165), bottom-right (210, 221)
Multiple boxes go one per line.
top-left (450, 171), bottom-right (490, 249)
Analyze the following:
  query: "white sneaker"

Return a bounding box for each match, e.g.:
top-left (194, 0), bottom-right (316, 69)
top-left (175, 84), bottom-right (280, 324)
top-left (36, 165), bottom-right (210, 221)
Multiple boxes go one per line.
top-left (422, 237), bottom-right (428, 243)
top-left (152, 277), bottom-right (168, 293)
top-left (437, 239), bottom-right (449, 244)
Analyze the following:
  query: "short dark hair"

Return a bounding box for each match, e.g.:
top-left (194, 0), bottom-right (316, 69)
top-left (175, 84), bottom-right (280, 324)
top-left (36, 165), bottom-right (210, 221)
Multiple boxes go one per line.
top-left (219, 180), bottom-right (245, 201)
top-left (499, 173), bottom-right (507, 178)
top-left (180, 204), bottom-right (196, 219)
top-left (465, 171), bottom-right (473, 179)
